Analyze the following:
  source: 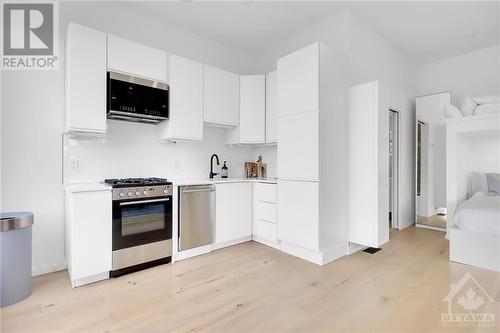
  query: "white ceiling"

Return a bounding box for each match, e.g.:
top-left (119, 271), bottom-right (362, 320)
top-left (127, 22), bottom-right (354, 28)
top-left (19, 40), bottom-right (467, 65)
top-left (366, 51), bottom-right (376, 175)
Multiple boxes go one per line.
top-left (130, 1), bottom-right (500, 63)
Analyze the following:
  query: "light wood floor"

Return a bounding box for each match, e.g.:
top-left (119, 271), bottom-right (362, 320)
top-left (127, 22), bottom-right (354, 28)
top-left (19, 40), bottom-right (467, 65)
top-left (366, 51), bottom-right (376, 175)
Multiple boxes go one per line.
top-left (2, 227), bottom-right (499, 333)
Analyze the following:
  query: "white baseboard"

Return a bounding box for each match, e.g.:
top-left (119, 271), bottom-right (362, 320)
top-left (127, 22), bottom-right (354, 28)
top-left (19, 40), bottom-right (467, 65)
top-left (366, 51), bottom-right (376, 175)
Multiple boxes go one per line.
top-left (174, 244), bottom-right (212, 261)
top-left (252, 236), bottom-right (281, 250)
top-left (71, 271), bottom-right (109, 288)
top-left (32, 261), bottom-right (67, 277)
top-left (279, 241), bottom-right (346, 266)
top-left (347, 242), bottom-right (368, 255)
top-left (212, 236), bottom-right (252, 250)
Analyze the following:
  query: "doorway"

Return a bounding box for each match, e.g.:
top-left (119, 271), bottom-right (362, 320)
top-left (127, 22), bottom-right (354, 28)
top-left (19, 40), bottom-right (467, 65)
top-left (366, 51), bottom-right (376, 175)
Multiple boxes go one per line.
top-left (389, 110), bottom-right (399, 229)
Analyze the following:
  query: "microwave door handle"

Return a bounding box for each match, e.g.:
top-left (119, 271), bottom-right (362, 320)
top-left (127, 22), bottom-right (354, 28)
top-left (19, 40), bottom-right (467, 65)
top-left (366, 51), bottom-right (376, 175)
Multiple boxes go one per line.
top-left (119, 198), bottom-right (170, 206)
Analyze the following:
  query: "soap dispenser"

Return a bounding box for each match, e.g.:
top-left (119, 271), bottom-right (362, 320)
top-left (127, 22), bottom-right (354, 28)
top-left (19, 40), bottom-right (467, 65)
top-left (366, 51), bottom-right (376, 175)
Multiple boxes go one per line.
top-left (221, 161), bottom-right (228, 178)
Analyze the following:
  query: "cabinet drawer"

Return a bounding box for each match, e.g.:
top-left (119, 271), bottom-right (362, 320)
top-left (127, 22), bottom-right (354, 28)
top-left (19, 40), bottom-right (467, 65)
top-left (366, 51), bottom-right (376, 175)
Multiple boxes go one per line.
top-left (254, 183), bottom-right (277, 203)
top-left (253, 219), bottom-right (277, 243)
top-left (255, 201), bottom-right (277, 223)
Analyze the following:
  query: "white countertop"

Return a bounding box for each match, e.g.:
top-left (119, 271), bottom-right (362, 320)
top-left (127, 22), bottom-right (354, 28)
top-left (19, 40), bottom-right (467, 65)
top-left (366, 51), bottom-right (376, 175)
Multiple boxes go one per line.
top-left (64, 183), bottom-right (112, 192)
top-left (171, 178), bottom-right (277, 186)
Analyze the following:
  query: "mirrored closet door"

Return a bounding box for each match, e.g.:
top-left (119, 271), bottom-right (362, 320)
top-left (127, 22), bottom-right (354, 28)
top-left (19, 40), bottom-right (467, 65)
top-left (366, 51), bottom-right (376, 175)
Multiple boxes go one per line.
top-left (415, 91), bottom-right (451, 231)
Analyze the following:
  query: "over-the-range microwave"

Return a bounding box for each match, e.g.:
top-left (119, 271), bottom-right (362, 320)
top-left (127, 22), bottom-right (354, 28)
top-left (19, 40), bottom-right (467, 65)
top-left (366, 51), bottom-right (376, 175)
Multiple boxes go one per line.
top-left (107, 71), bottom-right (169, 124)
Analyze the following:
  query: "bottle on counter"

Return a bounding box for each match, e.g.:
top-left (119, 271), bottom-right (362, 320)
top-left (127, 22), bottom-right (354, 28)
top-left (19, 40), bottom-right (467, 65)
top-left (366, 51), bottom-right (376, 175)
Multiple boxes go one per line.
top-left (221, 161), bottom-right (228, 178)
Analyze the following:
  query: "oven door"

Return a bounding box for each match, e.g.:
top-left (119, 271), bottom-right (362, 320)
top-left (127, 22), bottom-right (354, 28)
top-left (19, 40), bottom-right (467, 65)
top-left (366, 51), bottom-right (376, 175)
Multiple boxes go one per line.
top-left (112, 196), bottom-right (172, 251)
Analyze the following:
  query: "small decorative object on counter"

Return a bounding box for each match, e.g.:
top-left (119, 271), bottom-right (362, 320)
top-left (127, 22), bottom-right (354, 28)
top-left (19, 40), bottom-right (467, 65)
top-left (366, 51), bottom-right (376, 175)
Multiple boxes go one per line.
top-left (244, 162), bottom-right (258, 179)
top-left (221, 161), bottom-right (228, 178)
top-left (257, 155), bottom-right (267, 179)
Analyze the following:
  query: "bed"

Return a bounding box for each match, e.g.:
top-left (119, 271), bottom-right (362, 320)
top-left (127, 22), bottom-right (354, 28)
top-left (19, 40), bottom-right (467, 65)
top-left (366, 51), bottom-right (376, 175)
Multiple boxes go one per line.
top-left (449, 177), bottom-right (500, 272)
top-left (454, 191), bottom-right (500, 236)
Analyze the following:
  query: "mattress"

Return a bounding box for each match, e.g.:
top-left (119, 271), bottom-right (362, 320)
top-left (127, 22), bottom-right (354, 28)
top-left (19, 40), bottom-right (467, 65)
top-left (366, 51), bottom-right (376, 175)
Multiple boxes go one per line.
top-left (455, 192), bottom-right (500, 235)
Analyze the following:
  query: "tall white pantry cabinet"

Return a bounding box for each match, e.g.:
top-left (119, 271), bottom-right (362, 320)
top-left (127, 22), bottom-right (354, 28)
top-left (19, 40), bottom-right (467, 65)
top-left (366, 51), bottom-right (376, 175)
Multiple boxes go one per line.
top-left (276, 42), bottom-right (345, 265)
top-left (349, 81), bottom-right (390, 249)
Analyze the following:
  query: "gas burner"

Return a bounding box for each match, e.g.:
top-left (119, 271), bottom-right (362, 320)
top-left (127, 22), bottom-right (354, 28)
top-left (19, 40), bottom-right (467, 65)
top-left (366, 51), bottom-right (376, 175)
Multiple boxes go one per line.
top-left (104, 178), bottom-right (170, 188)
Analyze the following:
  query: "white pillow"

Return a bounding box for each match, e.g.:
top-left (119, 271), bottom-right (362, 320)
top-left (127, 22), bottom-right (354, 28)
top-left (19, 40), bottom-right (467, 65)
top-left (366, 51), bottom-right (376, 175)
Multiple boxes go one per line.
top-left (460, 97), bottom-right (478, 116)
top-left (472, 95), bottom-right (500, 105)
top-left (470, 172), bottom-right (488, 195)
top-left (443, 104), bottom-right (463, 118)
top-left (474, 103), bottom-right (500, 115)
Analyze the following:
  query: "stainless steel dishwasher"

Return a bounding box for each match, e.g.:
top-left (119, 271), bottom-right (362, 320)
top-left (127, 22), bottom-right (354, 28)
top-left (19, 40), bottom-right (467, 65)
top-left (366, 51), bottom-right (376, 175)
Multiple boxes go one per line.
top-left (178, 185), bottom-right (214, 251)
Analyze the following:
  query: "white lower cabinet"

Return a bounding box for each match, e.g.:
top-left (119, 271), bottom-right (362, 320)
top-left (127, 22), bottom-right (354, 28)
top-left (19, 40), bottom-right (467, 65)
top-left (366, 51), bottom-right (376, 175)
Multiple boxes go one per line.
top-left (277, 180), bottom-right (319, 251)
top-left (65, 186), bottom-right (112, 287)
top-left (252, 182), bottom-right (278, 246)
top-left (214, 182), bottom-right (252, 246)
top-left (253, 219), bottom-right (277, 244)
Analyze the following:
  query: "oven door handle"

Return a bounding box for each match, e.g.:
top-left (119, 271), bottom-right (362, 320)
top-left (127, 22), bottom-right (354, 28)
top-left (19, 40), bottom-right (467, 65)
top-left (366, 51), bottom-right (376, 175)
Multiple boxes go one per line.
top-left (119, 198), bottom-right (170, 206)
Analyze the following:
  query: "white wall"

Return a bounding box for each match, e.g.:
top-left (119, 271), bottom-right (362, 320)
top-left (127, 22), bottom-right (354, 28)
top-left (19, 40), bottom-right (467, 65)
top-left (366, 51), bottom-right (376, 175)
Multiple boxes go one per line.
top-left (418, 45), bottom-right (500, 106)
top-left (348, 12), bottom-right (418, 230)
top-left (457, 132), bottom-right (500, 202)
top-left (1, 2), bottom-right (257, 276)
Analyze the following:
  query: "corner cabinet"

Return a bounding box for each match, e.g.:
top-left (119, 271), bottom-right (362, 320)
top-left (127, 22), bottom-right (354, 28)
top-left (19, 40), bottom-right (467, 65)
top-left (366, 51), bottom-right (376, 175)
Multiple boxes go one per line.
top-left (203, 65), bottom-right (240, 127)
top-left (226, 75), bottom-right (266, 144)
top-left (107, 34), bottom-right (167, 82)
top-left (158, 55), bottom-right (204, 141)
top-left (214, 182), bottom-right (252, 247)
top-left (64, 185), bottom-right (112, 288)
top-left (65, 23), bottom-right (107, 135)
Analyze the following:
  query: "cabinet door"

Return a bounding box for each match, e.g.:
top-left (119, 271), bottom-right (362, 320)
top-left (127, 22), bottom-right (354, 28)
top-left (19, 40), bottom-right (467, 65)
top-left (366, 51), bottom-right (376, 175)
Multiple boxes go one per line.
top-left (215, 183), bottom-right (252, 245)
top-left (240, 75), bottom-right (265, 143)
top-left (265, 71), bottom-right (278, 143)
top-left (107, 34), bottom-right (167, 81)
top-left (158, 55), bottom-right (203, 141)
top-left (203, 65), bottom-right (240, 126)
top-left (277, 42), bottom-right (319, 117)
top-left (65, 23), bottom-right (107, 134)
top-left (71, 190), bottom-right (112, 279)
top-left (277, 110), bottom-right (319, 181)
top-left (277, 180), bottom-right (319, 251)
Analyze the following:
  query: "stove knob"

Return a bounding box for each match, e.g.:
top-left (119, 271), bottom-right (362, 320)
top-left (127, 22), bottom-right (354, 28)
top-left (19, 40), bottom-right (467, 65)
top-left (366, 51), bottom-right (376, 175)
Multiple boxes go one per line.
top-left (143, 190), bottom-right (148, 195)
top-left (127, 192), bottom-right (133, 197)
top-left (119, 193), bottom-right (125, 198)
top-left (135, 191), bottom-right (141, 196)
top-left (163, 189), bottom-right (168, 194)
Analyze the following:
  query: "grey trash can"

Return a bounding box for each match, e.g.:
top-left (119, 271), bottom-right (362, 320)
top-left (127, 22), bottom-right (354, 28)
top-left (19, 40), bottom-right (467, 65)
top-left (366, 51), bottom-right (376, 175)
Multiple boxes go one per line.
top-left (0, 212), bottom-right (34, 307)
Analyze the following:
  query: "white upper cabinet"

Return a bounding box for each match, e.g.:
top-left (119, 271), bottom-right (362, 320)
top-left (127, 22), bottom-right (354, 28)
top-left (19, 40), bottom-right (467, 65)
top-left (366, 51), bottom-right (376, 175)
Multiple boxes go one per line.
top-left (227, 75), bottom-right (266, 144)
top-left (240, 75), bottom-right (265, 143)
top-left (203, 65), bottom-right (240, 127)
top-left (277, 110), bottom-right (319, 181)
top-left (158, 55), bottom-right (203, 141)
top-left (65, 23), bottom-right (107, 134)
top-left (107, 34), bottom-right (167, 81)
top-left (277, 42), bottom-right (320, 117)
top-left (265, 71), bottom-right (278, 143)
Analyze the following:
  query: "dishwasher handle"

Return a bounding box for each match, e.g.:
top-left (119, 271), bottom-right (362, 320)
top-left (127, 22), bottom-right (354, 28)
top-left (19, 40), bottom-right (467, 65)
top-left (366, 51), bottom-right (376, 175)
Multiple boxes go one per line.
top-left (181, 188), bottom-right (214, 194)
top-left (180, 185), bottom-right (215, 194)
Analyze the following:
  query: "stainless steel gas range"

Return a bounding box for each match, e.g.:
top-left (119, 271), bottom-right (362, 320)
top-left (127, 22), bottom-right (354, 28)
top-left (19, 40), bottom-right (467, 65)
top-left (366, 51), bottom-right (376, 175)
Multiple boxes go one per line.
top-left (104, 178), bottom-right (173, 277)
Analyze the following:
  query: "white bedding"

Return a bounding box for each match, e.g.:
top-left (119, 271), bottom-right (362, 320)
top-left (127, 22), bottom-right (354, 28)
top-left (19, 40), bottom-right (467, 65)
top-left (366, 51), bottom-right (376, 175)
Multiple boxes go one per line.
top-left (455, 192), bottom-right (500, 235)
